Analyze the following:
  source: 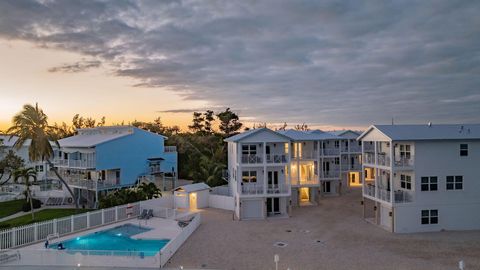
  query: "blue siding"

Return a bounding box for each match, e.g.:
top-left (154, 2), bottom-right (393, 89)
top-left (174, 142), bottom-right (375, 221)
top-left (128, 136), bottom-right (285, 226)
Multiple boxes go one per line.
top-left (94, 128), bottom-right (177, 185)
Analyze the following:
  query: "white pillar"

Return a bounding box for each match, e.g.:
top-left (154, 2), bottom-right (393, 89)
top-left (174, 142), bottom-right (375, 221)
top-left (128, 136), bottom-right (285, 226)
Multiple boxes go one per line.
top-left (389, 141), bottom-right (394, 204)
top-left (263, 142), bottom-right (267, 194)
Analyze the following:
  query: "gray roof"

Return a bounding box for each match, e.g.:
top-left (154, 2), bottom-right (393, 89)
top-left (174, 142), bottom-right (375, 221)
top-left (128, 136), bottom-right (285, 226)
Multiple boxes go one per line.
top-left (224, 128), bottom-right (291, 142)
top-left (329, 130), bottom-right (361, 139)
top-left (278, 129), bottom-right (342, 141)
top-left (58, 132), bottom-right (130, 148)
top-left (359, 124), bottom-right (480, 141)
top-left (174, 183), bottom-right (210, 193)
top-left (0, 135), bottom-right (19, 147)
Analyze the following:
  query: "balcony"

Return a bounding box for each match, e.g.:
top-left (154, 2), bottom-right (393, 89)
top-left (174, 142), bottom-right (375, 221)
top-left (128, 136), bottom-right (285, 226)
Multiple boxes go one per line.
top-left (394, 156), bottom-right (415, 168)
top-left (377, 153), bottom-right (390, 166)
top-left (363, 184), bottom-right (413, 203)
top-left (293, 151), bottom-right (317, 160)
top-left (349, 145), bottom-right (362, 153)
top-left (341, 163), bottom-right (362, 171)
top-left (291, 177), bottom-right (319, 186)
top-left (241, 155), bottom-right (263, 164)
top-left (241, 184), bottom-right (264, 195)
top-left (164, 146), bottom-right (177, 152)
top-left (266, 154), bottom-right (287, 164)
top-left (322, 170), bottom-right (340, 179)
top-left (363, 153), bottom-right (375, 164)
top-left (54, 158), bottom-right (95, 169)
top-left (322, 148), bottom-right (340, 156)
top-left (266, 184), bottom-right (290, 195)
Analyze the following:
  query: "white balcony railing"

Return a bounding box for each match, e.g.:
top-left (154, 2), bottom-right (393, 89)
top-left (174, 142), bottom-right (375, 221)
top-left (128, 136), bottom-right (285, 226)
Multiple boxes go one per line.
top-left (377, 154), bottom-right (391, 166)
top-left (241, 184), bottom-right (264, 195)
top-left (53, 158), bottom-right (95, 169)
top-left (266, 184), bottom-right (290, 195)
top-left (293, 151), bottom-right (317, 160)
top-left (394, 190), bottom-right (413, 203)
top-left (292, 178), bottom-right (319, 186)
top-left (266, 154), bottom-right (287, 163)
top-left (341, 163), bottom-right (362, 171)
top-left (165, 146), bottom-right (177, 152)
top-left (363, 153), bottom-right (375, 164)
top-left (364, 184), bottom-right (375, 197)
top-left (322, 170), bottom-right (340, 179)
top-left (322, 148), bottom-right (340, 156)
top-left (241, 155), bottom-right (263, 164)
top-left (394, 156), bottom-right (414, 167)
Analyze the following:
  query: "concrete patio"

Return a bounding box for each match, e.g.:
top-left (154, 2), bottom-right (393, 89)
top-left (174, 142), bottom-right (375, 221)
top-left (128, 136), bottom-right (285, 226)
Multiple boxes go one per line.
top-left (167, 188), bottom-right (480, 270)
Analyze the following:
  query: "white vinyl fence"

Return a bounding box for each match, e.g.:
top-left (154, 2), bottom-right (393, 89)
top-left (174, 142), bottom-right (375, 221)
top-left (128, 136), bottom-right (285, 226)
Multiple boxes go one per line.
top-left (208, 194), bottom-right (235, 211)
top-left (0, 203), bottom-right (141, 250)
top-left (159, 213), bottom-right (201, 267)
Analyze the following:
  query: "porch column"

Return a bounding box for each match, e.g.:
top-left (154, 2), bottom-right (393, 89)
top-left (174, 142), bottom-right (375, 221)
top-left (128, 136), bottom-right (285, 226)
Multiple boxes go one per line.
top-left (389, 141), bottom-right (394, 203)
top-left (361, 140), bottom-right (365, 196)
top-left (263, 142), bottom-right (267, 194)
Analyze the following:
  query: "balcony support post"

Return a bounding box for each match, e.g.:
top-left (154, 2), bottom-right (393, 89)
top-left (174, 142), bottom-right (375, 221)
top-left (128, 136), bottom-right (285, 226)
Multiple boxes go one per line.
top-left (263, 142), bottom-right (267, 195)
top-left (389, 141), bottom-right (394, 204)
top-left (361, 141), bottom-right (365, 196)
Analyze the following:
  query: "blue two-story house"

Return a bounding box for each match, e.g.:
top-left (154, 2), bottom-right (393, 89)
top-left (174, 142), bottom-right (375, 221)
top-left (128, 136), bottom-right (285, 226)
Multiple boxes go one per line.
top-left (50, 126), bottom-right (177, 207)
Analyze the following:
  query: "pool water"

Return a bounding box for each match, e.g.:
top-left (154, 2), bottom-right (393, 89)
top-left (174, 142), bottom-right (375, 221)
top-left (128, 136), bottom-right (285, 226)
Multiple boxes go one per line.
top-left (49, 224), bottom-right (169, 256)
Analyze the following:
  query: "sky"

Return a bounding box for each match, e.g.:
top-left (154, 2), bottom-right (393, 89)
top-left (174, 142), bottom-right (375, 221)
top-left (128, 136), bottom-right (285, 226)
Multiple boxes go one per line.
top-left (0, 0), bottom-right (479, 131)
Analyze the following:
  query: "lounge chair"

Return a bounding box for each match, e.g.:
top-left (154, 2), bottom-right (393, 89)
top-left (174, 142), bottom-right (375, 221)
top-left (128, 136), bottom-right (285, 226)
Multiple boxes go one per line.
top-left (146, 209), bottom-right (154, 219)
top-left (138, 209), bottom-right (148, 219)
top-left (177, 216), bottom-right (195, 228)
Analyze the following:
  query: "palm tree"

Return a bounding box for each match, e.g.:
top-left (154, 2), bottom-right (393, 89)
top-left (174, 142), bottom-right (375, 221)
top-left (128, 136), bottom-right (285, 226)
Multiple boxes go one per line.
top-left (6, 103), bottom-right (78, 209)
top-left (137, 182), bottom-right (162, 199)
top-left (12, 167), bottom-right (37, 220)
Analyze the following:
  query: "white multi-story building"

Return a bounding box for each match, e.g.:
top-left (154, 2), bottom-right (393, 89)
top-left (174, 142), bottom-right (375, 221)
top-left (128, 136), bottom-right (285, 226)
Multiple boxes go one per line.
top-left (0, 135), bottom-right (49, 182)
top-left (226, 128), bottom-right (362, 220)
top-left (358, 124), bottom-right (480, 233)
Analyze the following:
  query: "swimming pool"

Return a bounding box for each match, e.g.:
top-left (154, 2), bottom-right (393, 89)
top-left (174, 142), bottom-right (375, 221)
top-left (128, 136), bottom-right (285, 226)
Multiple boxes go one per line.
top-left (49, 223), bottom-right (170, 256)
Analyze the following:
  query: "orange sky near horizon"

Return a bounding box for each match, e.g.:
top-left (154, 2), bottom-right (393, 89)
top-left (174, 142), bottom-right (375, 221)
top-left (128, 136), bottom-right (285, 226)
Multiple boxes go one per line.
top-left (0, 40), bottom-right (364, 133)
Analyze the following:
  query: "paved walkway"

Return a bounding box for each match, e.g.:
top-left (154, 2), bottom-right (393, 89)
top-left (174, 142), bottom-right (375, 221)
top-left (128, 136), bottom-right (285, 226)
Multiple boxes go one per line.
top-left (167, 188), bottom-right (480, 270)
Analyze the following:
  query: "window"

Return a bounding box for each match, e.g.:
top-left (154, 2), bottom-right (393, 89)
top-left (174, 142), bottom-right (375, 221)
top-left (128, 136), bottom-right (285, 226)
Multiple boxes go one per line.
top-left (242, 171), bottom-right (257, 183)
top-left (399, 144), bottom-right (411, 159)
top-left (421, 176), bottom-right (437, 191)
top-left (334, 141), bottom-right (340, 148)
top-left (35, 165), bottom-right (44, 172)
top-left (421, 209), bottom-right (438, 225)
top-left (460, 144), bottom-right (468, 156)
top-left (334, 157), bottom-right (340, 164)
top-left (242, 144), bottom-right (257, 156)
top-left (446, 176), bottom-right (463, 190)
top-left (400, 174), bottom-right (411, 190)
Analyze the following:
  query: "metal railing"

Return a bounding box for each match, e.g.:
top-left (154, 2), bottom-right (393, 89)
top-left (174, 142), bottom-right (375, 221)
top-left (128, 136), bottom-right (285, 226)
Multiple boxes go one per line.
top-left (266, 185), bottom-right (290, 195)
top-left (292, 151), bottom-right (317, 160)
top-left (377, 154), bottom-right (391, 166)
top-left (164, 146), bottom-right (177, 152)
top-left (363, 153), bottom-right (375, 164)
top-left (341, 163), bottom-right (362, 171)
top-left (53, 158), bottom-right (95, 169)
top-left (0, 203), bottom-right (140, 250)
top-left (241, 184), bottom-right (264, 195)
top-left (292, 178), bottom-right (319, 186)
top-left (394, 190), bottom-right (413, 203)
top-left (394, 156), bottom-right (415, 167)
top-left (321, 170), bottom-right (340, 179)
top-left (266, 154), bottom-right (287, 163)
top-left (322, 148), bottom-right (340, 156)
top-left (241, 155), bottom-right (263, 164)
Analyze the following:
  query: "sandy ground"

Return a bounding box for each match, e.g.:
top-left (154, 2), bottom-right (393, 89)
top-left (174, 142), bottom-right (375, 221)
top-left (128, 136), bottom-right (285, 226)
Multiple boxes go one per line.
top-left (166, 188), bottom-right (480, 270)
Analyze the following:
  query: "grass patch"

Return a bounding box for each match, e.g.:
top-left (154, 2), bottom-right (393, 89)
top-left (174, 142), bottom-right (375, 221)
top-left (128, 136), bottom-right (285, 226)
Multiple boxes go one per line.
top-left (0, 208), bottom-right (90, 229)
top-left (0, 199), bottom-right (25, 219)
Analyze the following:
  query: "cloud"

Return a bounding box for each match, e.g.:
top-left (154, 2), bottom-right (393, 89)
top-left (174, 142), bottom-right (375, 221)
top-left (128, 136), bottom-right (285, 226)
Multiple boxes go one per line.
top-left (0, 0), bottom-right (479, 126)
top-left (48, 60), bottom-right (101, 73)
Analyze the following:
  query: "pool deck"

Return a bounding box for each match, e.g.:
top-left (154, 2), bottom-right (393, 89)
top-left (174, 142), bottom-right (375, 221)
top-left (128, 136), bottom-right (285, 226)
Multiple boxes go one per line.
top-left (25, 217), bottom-right (181, 250)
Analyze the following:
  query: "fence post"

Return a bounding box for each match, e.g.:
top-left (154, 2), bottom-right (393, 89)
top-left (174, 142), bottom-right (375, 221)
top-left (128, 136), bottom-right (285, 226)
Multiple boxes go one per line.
top-left (34, 224), bottom-right (38, 242)
top-left (101, 209), bottom-right (105, 225)
top-left (115, 206), bottom-right (118, 221)
top-left (53, 219), bottom-right (57, 235)
top-left (71, 215), bottom-right (74, 232)
top-left (12, 228), bottom-right (16, 248)
top-left (87, 211), bottom-right (90, 227)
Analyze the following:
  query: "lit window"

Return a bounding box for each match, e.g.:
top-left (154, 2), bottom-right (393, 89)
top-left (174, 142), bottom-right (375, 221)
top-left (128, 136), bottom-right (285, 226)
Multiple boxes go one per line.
top-left (460, 144), bottom-right (468, 156)
top-left (421, 209), bottom-right (438, 225)
top-left (421, 176), bottom-right (437, 191)
top-left (446, 176), bottom-right (463, 190)
top-left (242, 171), bottom-right (257, 183)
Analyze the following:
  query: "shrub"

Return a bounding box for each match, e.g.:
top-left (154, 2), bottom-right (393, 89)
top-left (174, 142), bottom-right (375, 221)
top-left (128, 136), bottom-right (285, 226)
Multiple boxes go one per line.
top-left (21, 199), bottom-right (42, 212)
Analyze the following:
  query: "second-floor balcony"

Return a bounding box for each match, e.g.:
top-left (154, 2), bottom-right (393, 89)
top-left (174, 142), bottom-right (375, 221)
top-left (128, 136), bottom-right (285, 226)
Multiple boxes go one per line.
top-left (363, 183), bottom-right (413, 203)
top-left (47, 171), bottom-right (119, 190)
top-left (266, 154), bottom-right (287, 163)
top-left (54, 157), bottom-right (95, 169)
top-left (291, 177), bottom-right (319, 186)
top-left (321, 170), bottom-right (340, 179)
top-left (341, 163), bottom-right (362, 171)
top-left (241, 184), bottom-right (264, 195)
top-left (240, 183), bottom-right (290, 195)
top-left (241, 155), bottom-right (263, 164)
top-left (322, 148), bottom-right (340, 156)
top-left (394, 156), bottom-right (415, 168)
top-left (267, 184), bottom-right (290, 195)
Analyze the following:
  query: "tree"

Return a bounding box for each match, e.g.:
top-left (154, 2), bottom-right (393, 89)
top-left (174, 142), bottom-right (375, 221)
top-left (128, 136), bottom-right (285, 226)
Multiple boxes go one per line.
top-left (0, 150), bottom-right (25, 185)
top-left (12, 167), bottom-right (37, 220)
top-left (203, 110), bottom-right (215, 134)
top-left (6, 103), bottom-right (79, 209)
top-left (137, 182), bottom-right (162, 199)
top-left (216, 108), bottom-right (243, 137)
top-left (294, 123), bottom-right (309, 131)
top-left (188, 112), bottom-right (205, 133)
